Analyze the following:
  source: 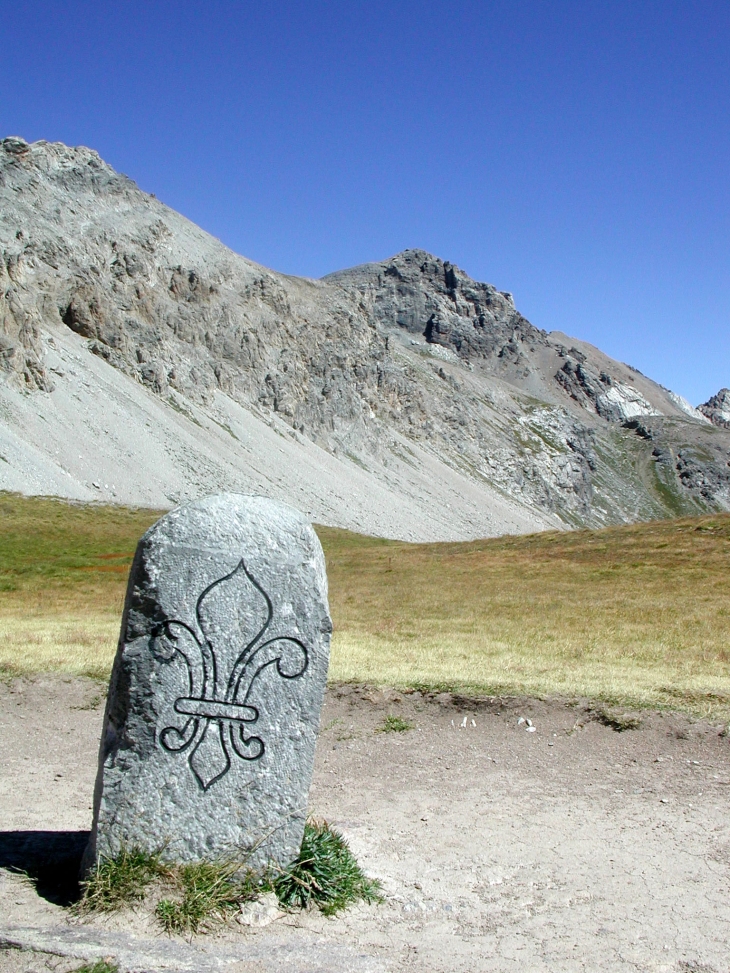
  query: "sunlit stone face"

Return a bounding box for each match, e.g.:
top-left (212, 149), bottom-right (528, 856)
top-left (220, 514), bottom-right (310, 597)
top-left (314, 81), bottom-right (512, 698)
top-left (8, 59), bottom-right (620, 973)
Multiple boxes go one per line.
top-left (84, 494), bottom-right (331, 873)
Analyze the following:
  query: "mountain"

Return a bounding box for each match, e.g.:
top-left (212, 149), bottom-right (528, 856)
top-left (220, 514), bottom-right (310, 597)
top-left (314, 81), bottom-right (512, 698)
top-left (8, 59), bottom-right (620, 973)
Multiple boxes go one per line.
top-left (1, 136), bottom-right (728, 540)
top-left (699, 389), bottom-right (730, 429)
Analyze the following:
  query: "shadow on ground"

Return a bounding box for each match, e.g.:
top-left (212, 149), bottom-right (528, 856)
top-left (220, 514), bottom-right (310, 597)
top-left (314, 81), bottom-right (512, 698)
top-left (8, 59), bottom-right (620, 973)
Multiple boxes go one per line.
top-left (0, 831), bottom-right (89, 906)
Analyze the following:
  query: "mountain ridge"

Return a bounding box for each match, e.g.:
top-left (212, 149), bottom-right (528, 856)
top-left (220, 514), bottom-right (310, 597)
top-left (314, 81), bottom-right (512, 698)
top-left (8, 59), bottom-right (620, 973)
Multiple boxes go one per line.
top-left (1, 136), bottom-right (728, 539)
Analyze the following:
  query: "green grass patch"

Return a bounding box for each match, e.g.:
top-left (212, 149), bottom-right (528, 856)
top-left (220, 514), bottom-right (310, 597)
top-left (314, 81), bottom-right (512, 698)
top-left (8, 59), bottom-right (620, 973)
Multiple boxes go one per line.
top-left (376, 714), bottom-right (415, 733)
top-left (272, 820), bottom-right (383, 916)
top-left (79, 846), bottom-right (170, 913)
top-left (79, 822), bottom-right (381, 931)
top-left (155, 860), bottom-right (260, 934)
top-left (0, 492), bottom-right (162, 600)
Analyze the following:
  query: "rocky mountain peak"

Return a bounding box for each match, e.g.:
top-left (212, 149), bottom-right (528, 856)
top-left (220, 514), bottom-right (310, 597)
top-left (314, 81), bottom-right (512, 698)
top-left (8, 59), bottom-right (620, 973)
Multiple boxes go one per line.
top-left (2, 136), bottom-right (31, 156)
top-left (1, 136), bottom-right (129, 191)
top-left (1, 137), bottom-right (729, 537)
top-left (325, 248), bottom-right (537, 368)
top-left (699, 388), bottom-right (730, 428)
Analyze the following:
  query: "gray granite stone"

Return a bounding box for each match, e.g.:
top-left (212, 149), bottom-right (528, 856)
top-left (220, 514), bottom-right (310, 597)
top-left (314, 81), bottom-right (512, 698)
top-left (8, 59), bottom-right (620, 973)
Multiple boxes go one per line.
top-left (84, 494), bottom-right (331, 872)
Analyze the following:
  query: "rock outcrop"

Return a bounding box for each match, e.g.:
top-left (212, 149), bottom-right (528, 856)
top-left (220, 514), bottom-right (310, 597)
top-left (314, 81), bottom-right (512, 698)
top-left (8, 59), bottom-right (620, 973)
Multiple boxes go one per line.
top-left (1, 136), bottom-right (729, 539)
top-left (699, 389), bottom-right (730, 429)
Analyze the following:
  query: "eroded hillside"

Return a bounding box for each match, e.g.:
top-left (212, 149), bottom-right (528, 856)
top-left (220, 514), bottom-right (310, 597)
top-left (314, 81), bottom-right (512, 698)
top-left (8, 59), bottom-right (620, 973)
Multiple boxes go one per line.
top-left (1, 136), bottom-right (728, 538)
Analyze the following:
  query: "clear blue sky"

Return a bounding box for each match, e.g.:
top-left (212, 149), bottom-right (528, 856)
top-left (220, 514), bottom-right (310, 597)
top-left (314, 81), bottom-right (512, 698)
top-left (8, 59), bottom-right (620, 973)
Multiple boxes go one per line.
top-left (3, 1), bottom-right (728, 405)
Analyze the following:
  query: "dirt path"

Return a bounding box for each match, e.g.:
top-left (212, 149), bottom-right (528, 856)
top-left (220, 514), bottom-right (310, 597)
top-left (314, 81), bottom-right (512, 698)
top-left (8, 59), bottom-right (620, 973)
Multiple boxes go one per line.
top-left (1, 676), bottom-right (729, 972)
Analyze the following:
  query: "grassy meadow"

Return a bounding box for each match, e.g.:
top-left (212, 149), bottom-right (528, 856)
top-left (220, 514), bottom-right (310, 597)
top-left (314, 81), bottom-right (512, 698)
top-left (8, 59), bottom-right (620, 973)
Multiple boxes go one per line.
top-left (1, 492), bottom-right (729, 717)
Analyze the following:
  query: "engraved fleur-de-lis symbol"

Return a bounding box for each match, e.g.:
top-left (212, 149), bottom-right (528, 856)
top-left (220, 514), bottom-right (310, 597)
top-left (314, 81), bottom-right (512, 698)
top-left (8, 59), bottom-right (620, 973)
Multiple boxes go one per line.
top-left (149, 560), bottom-right (308, 791)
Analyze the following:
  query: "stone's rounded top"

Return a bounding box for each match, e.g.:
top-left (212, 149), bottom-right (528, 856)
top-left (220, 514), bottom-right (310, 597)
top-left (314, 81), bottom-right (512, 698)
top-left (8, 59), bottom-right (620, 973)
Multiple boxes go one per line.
top-left (142, 493), bottom-right (319, 555)
top-left (172, 492), bottom-right (310, 520)
top-left (163, 492), bottom-right (310, 525)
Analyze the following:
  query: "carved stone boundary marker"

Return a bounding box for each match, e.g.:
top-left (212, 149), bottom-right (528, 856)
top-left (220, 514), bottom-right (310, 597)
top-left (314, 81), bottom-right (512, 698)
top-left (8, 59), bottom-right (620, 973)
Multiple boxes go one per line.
top-left (83, 494), bottom-right (331, 872)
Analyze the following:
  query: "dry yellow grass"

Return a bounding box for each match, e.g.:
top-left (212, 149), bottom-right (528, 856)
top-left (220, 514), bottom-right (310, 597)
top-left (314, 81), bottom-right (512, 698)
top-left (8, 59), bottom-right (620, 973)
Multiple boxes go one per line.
top-left (0, 615), bottom-right (121, 679)
top-left (319, 516), bottom-right (730, 719)
top-left (1, 493), bottom-right (729, 717)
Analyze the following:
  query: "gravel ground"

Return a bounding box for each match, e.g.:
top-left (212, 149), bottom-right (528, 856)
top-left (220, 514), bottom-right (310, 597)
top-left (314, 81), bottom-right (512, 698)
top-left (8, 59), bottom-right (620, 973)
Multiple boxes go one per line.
top-left (1, 677), bottom-right (729, 972)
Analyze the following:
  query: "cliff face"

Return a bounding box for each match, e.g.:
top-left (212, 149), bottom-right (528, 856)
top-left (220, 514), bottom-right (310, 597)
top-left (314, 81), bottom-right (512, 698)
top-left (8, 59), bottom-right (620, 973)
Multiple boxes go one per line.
top-left (699, 389), bottom-right (730, 429)
top-left (1, 136), bottom-right (729, 538)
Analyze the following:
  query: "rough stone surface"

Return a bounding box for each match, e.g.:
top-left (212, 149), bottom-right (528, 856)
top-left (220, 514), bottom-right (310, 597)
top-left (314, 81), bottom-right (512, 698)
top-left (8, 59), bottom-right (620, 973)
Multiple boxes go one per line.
top-left (84, 494), bottom-right (331, 871)
top-left (699, 387), bottom-right (730, 428)
top-left (1, 135), bottom-right (729, 535)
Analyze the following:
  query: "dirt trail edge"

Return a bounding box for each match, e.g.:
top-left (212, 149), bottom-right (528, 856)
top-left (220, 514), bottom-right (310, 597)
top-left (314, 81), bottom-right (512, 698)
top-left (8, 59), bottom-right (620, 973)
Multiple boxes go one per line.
top-left (1, 676), bottom-right (729, 973)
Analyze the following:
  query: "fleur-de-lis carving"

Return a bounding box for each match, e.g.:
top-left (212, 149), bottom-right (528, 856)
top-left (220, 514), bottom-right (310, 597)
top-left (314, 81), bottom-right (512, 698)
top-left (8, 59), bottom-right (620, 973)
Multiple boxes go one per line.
top-left (149, 560), bottom-right (308, 791)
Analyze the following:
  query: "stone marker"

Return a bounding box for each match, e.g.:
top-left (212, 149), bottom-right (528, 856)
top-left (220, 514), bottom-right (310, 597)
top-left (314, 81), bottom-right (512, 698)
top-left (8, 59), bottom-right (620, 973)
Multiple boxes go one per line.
top-left (83, 494), bottom-right (331, 873)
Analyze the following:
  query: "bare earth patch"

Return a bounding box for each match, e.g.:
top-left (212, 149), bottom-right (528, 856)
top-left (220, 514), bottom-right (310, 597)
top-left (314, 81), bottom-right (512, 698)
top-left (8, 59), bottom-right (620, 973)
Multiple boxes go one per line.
top-left (1, 677), bottom-right (729, 972)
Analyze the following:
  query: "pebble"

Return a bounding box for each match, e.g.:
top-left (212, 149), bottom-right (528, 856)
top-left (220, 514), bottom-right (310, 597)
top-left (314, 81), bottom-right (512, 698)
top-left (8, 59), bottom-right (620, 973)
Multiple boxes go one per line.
top-left (237, 892), bottom-right (283, 927)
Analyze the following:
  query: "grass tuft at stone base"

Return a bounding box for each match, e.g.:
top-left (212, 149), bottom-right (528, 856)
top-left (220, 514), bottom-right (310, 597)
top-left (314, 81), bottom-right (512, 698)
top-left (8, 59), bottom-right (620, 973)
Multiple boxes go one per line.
top-left (272, 820), bottom-right (383, 917)
top-left (79, 847), bottom-right (170, 913)
top-left (155, 860), bottom-right (261, 934)
top-left (79, 821), bottom-right (381, 932)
